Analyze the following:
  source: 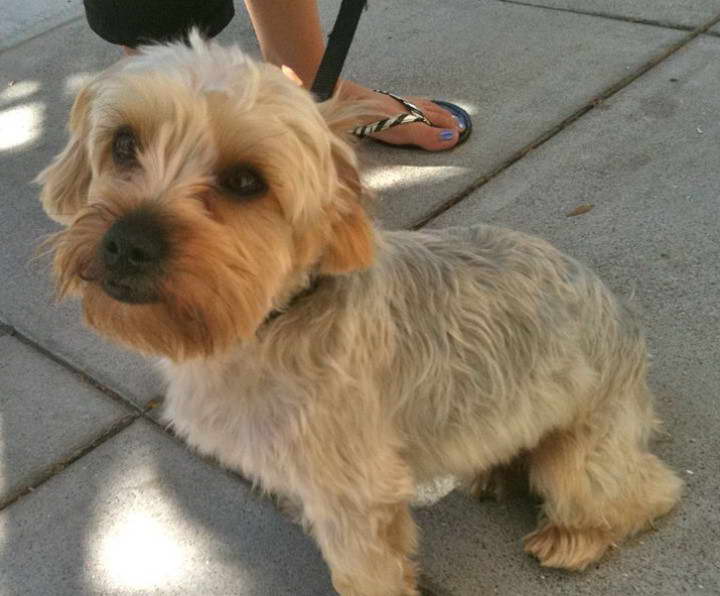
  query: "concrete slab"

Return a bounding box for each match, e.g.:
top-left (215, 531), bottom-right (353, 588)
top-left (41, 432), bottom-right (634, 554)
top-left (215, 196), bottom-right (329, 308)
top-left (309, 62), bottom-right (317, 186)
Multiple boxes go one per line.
top-left (0, 419), bottom-right (335, 595)
top-left (505, 0), bottom-right (720, 29)
top-left (0, 335), bottom-right (131, 504)
top-left (1, 1), bottom-right (84, 51)
top-left (428, 35), bottom-right (720, 594)
top-left (331, 0), bottom-right (685, 228)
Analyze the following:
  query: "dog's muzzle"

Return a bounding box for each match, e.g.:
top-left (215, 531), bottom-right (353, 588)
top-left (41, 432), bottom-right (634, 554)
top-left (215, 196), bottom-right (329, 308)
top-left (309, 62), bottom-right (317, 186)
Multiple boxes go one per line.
top-left (100, 207), bottom-right (168, 304)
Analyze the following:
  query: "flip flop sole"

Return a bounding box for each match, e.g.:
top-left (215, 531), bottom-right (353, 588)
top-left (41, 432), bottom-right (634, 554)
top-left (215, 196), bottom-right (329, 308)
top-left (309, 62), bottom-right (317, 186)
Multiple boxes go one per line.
top-left (431, 100), bottom-right (472, 146)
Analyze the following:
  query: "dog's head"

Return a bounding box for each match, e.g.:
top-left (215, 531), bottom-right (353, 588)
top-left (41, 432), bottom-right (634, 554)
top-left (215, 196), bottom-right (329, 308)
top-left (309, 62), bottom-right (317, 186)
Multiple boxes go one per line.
top-left (38, 33), bottom-right (374, 361)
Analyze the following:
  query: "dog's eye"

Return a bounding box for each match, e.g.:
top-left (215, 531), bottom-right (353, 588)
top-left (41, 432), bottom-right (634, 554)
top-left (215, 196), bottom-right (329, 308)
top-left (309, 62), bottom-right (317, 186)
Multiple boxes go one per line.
top-left (219, 165), bottom-right (267, 199)
top-left (112, 127), bottom-right (138, 167)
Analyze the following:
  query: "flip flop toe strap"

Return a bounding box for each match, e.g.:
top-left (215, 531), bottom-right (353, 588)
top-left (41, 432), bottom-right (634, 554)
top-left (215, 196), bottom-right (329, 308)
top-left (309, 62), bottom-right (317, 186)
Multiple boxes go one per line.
top-left (351, 89), bottom-right (433, 138)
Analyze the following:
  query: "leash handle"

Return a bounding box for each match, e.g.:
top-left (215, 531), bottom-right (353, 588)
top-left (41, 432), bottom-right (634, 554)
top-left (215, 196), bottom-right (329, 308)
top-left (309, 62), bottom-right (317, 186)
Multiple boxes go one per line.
top-left (310, 0), bottom-right (368, 102)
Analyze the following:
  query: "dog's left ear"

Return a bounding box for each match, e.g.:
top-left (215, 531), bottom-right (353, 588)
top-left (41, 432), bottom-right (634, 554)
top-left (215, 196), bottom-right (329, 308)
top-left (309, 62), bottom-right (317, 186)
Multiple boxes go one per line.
top-left (35, 81), bottom-right (96, 225)
top-left (317, 115), bottom-right (375, 274)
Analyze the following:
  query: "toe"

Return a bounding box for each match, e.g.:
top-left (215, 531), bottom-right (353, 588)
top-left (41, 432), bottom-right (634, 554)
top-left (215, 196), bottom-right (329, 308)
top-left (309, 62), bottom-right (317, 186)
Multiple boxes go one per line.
top-left (411, 99), bottom-right (460, 130)
top-left (372, 122), bottom-right (459, 151)
top-left (412, 124), bottom-right (460, 151)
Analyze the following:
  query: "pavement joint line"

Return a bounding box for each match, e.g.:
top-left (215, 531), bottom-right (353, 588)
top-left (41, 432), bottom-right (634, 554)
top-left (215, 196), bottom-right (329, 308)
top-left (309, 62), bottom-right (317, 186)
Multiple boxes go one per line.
top-left (0, 414), bottom-right (140, 512)
top-left (162, 421), bottom-right (260, 490)
top-left (411, 10), bottom-right (720, 230)
top-left (494, 0), bottom-right (698, 32)
top-left (1, 335), bottom-right (292, 520)
top-left (140, 409), bottom-right (256, 490)
top-left (0, 15), bottom-right (84, 57)
top-left (7, 326), bottom-right (145, 415)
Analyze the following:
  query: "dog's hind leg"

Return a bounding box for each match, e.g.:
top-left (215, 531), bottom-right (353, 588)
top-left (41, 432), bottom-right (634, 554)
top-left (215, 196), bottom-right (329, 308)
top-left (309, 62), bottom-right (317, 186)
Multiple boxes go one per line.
top-left (522, 382), bottom-right (682, 570)
top-left (469, 456), bottom-right (529, 502)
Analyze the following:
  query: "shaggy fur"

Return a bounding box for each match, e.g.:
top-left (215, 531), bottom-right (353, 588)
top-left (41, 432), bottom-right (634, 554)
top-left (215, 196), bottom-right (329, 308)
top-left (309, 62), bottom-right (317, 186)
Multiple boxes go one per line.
top-left (38, 34), bottom-right (682, 596)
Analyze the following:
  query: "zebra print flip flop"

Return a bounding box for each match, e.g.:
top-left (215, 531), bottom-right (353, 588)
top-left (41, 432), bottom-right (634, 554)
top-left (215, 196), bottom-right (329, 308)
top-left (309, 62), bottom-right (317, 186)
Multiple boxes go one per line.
top-left (351, 90), bottom-right (472, 149)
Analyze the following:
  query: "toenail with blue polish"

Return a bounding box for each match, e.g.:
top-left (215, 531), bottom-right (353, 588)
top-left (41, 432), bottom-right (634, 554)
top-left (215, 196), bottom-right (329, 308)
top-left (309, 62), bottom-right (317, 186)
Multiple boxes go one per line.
top-left (453, 115), bottom-right (466, 130)
top-left (440, 130), bottom-right (455, 141)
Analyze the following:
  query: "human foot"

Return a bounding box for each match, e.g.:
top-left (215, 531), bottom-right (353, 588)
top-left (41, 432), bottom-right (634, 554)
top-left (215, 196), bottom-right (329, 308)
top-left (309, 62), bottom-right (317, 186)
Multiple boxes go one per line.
top-left (339, 80), bottom-right (468, 151)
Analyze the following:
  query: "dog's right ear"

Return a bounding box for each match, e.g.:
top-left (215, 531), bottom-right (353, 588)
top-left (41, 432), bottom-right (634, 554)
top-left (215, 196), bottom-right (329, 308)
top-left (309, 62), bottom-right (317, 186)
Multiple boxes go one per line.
top-left (313, 97), bottom-right (378, 274)
top-left (36, 82), bottom-right (95, 225)
top-left (317, 130), bottom-right (375, 274)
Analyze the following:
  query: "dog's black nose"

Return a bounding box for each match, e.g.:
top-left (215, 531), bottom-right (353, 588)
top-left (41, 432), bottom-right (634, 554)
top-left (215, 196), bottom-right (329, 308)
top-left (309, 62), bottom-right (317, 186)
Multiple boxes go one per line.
top-left (101, 208), bottom-right (168, 303)
top-left (103, 209), bottom-right (168, 273)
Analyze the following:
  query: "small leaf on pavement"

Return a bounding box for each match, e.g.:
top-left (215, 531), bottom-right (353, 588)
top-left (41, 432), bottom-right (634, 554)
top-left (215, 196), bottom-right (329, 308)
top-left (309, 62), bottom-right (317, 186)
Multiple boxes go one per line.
top-left (566, 204), bottom-right (594, 217)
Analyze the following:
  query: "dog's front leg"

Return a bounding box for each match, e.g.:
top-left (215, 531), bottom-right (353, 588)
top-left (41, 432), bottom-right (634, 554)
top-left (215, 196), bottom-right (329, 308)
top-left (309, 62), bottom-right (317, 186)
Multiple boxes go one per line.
top-left (289, 431), bottom-right (418, 596)
top-left (308, 497), bottom-right (419, 596)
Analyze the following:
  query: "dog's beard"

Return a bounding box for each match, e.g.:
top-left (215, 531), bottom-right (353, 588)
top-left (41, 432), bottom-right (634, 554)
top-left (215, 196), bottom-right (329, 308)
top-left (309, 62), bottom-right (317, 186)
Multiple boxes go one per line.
top-left (52, 188), bottom-right (296, 360)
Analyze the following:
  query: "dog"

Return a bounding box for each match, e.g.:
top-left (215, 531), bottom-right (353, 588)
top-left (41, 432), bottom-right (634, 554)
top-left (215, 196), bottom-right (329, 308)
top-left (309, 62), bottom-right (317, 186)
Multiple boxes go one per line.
top-left (38, 33), bottom-right (682, 596)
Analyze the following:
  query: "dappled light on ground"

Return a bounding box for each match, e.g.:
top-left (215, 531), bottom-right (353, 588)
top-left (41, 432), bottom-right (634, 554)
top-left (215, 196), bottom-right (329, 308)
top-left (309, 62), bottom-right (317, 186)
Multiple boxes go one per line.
top-left (88, 483), bottom-right (256, 594)
top-left (364, 164), bottom-right (468, 193)
top-left (1, 80), bottom-right (40, 104)
top-left (0, 101), bottom-right (45, 152)
top-left (93, 508), bottom-right (188, 591)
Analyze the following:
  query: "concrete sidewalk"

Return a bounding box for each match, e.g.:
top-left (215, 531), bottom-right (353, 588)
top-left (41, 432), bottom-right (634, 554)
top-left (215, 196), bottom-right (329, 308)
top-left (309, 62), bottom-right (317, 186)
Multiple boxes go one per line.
top-left (1, 1), bottom-right (719, 594)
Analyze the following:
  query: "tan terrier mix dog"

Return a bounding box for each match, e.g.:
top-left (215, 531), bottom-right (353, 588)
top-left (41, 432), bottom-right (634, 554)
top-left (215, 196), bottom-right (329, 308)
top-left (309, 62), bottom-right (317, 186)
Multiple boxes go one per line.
top-left (38, 34), bottom-right (682, 596)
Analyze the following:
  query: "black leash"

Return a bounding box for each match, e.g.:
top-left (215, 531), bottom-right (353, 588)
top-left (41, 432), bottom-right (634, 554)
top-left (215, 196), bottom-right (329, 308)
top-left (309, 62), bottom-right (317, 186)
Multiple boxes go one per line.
top-left (263, 2), bottom-right (365, 326)
top-left (310, 0), bottom-right (368, 102)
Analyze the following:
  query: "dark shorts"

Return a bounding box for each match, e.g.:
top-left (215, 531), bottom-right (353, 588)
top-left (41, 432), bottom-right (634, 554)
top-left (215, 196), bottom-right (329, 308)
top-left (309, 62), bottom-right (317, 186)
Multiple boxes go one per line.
top-left (83, 0), bottom-right (235, 47)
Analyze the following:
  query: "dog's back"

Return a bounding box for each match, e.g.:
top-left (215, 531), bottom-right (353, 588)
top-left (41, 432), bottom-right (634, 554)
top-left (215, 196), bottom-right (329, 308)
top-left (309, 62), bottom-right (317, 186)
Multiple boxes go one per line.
top-left (334, 225), bottom-right (640, 467)
top-left (326, 223), bottom-right (672, 487)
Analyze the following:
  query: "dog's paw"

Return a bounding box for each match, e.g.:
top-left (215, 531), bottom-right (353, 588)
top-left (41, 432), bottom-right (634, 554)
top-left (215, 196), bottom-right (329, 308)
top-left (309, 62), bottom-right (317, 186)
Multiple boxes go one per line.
top-left (523, 524), bottom-right (614, 570)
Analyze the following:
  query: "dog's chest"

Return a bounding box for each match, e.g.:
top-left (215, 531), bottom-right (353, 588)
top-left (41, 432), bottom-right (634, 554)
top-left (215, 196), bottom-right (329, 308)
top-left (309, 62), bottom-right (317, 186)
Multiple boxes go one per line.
top-left (158, 358), bottom-right (299, 490)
